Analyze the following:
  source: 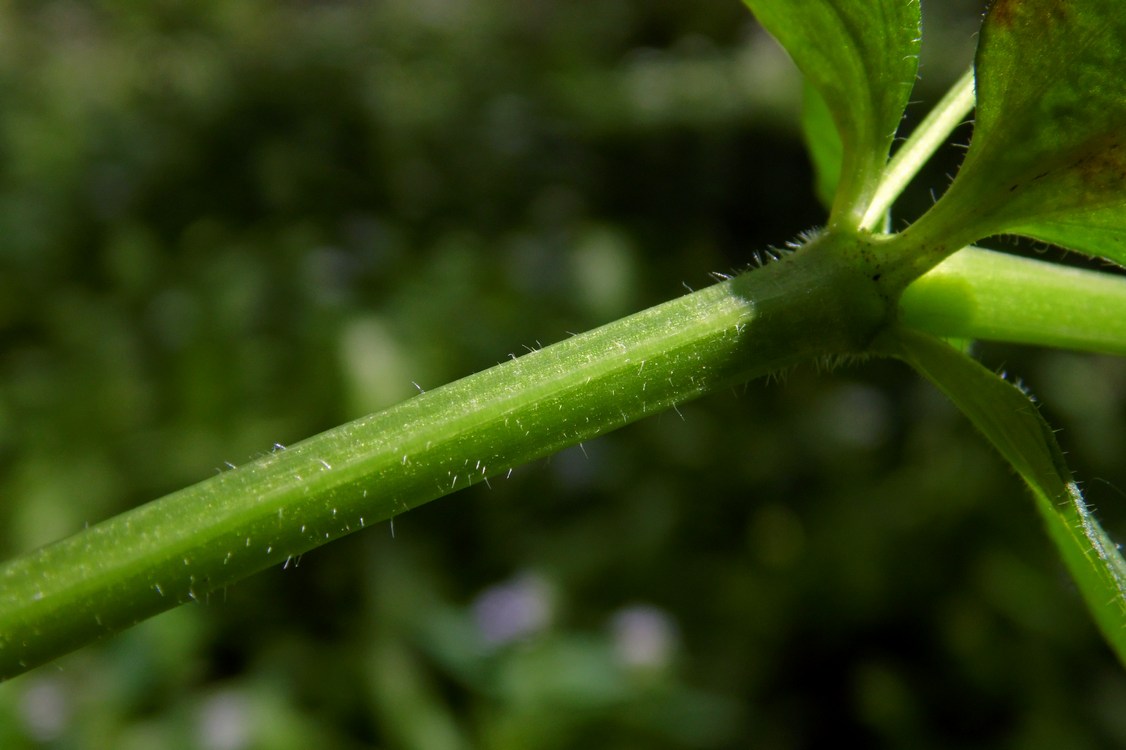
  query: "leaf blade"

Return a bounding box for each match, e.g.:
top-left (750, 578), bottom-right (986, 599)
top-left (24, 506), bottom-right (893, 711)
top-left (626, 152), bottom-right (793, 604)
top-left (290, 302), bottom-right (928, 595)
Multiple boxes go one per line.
top-left (901, 0), bottom-right (1126, 262)
top-left (891, 329), bottom-right (1126, 665)
top-left (744, 0), bottom-right (920, 230)
top-left (799, 80), bottom-right (842, 212)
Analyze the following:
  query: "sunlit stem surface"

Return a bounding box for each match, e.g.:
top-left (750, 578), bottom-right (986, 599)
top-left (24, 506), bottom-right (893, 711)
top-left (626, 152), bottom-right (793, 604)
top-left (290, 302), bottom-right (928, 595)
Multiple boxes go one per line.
top-left (900, 246), bottom-right (1126, 355)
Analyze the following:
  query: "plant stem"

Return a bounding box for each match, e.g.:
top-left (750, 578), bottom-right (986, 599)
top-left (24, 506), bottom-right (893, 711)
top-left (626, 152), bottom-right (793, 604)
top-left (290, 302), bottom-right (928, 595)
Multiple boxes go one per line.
top-left (0, 236), bottom-right (885, 681)
top-left (900, 246), bottom-right (1126, 355)
top-left (860, 67), bottom-right (975, 232)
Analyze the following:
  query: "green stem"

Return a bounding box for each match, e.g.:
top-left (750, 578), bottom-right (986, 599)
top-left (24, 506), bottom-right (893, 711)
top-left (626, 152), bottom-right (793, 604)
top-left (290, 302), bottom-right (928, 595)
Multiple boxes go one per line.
top-left (0, 235), bottom-right (885, 680)
top-left (899, 246), bottom-right (1126, 355)
top-left (860, 67), bottom-right (976, 232)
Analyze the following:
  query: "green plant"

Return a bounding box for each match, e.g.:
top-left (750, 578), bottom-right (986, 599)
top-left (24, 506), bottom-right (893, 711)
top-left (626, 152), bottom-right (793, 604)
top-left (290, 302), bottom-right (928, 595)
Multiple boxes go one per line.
top-left (1, 0), bottom-right (1124, 697)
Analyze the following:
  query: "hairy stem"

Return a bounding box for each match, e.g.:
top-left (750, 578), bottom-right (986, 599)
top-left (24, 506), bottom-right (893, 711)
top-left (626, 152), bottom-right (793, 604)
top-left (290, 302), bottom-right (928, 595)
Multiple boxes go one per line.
top-left (0, 235), bottom-right (885, 680)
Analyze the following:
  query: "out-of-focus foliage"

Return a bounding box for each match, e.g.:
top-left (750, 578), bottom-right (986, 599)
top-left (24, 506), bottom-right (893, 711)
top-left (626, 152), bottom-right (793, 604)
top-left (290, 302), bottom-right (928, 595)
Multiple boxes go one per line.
top-left (1, 1), bottom-right (1125, 747)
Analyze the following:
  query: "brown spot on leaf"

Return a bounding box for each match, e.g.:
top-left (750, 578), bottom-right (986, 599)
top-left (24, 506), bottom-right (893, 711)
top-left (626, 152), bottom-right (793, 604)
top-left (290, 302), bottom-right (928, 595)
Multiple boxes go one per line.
top-left (988, 0), bottom-right (1018, 28)
top-left (988, 0), bottom-right (1070, 30)
top-left (1071, 137), bottom-right (1126, 191)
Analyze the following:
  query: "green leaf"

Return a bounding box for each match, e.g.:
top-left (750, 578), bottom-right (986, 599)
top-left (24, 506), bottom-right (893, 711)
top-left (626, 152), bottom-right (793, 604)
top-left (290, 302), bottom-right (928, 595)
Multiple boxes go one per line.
top-left (900, 0), bottom-right (1126, 261)
top-left (890, 328), bottom-right (1126, 666)
top-left (800, 81), bottom-right (842, 212)
top-left (743, 0), bottom-right (920, 231)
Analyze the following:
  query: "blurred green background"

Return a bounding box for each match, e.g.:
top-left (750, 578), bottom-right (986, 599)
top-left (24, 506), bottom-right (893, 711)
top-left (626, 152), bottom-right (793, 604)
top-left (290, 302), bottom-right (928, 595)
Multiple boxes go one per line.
top-left (2, 1), bottom-right (1126, 747)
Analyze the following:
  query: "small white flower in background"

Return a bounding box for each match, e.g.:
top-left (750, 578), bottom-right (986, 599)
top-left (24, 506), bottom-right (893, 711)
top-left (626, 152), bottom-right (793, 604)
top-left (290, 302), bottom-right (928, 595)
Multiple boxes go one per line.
top-left (610, 605), bottom-right (678, 671)
top-left (472, 572), bottom-right (553, 647)
top-left (19, 675), bottom-right (71, 742)
top-left (196, 689), bottom-right (252, 750)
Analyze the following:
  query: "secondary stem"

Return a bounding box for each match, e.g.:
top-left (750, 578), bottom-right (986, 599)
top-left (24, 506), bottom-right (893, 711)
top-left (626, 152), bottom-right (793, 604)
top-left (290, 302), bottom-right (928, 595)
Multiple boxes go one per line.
top-left (899, 246), bottom-right (1126, 355)
top-left (0, 235), bottom-right (885, 680)
top-left (860, 67), bottom-right (976, 232)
